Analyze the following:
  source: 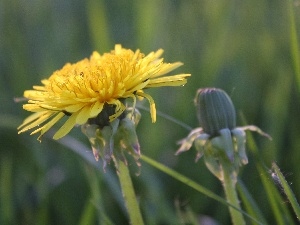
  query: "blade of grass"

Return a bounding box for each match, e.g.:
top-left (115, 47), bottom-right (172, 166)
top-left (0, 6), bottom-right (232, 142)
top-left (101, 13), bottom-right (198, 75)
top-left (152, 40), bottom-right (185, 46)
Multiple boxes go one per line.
top-left (272, 162), bottom-right (300, 221)
top-left (237, 179), bottom-right (268, 225)
top-left (141, 154), bottom-right (265, 225)
top-left (138, 105), bottom-right (193, 131)
top-left (288, 0), bottom-right (300, 90)
top-left (241, 114), bottom-right (296, 225)
top-left (0, 157), bottom-right (15, 225)
top-left (258, 163), bottom-right (294, 225)
top-left (134, 0), bottom-right (159, 48)
top-left (47, 133), bottom-right (126, 215)
top-left (86, 0), bottom-right (111, 52)
top-left (82, 167), bottom-right (115, 225)
top-left (78, 199), bottom-right (97, 225)
top-left (175, 200), bottom-right (199, 225)
top-left (79, 199), bottom-right (115, 225)
top-left (51, 133), bottom-right (143, 224)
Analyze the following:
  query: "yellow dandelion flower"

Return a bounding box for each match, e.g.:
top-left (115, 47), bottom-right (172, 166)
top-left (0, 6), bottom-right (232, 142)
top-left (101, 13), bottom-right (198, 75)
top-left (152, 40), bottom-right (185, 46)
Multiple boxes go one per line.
top-left (18, 44), bottom-right (190, 141)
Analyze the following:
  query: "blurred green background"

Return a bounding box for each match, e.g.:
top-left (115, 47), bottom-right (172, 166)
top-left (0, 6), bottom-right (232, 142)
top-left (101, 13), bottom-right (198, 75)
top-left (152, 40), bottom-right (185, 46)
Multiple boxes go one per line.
top-left (1, 0), bottom-right (300, 224)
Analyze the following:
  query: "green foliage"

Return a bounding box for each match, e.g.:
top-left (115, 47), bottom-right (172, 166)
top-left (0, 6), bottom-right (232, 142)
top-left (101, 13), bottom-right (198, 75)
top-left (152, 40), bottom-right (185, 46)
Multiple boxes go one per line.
top-left (1, 0), bottom-right (300, 224)
top-left (272, 162), bottom-right (300, 221)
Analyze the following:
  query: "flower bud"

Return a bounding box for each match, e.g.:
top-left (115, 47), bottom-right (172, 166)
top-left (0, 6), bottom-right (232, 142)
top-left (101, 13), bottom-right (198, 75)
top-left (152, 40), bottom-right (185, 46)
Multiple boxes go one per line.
top-left (195, 88), bottom-right (236, 137)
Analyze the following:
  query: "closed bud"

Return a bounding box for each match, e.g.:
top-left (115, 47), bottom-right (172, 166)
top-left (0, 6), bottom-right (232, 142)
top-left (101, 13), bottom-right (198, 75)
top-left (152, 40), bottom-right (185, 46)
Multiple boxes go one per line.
top-left (195, 88), bottom-right (236, 137)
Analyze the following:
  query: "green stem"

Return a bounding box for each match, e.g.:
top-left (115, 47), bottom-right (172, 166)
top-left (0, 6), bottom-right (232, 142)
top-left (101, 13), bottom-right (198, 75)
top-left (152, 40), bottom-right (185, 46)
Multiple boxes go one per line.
top-left (219, 157), bottom-right (246, 225)
top-left (117, 160), bottom-right (144, 225)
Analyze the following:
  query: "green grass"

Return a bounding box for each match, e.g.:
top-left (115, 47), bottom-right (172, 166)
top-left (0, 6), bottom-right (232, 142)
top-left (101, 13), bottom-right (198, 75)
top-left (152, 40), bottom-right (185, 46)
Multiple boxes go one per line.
top-left (1, 0), bottom-right (300, 224)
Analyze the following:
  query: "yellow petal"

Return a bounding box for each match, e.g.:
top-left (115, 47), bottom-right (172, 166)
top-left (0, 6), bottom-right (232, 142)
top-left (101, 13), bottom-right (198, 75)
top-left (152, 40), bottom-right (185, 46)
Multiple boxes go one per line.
top-left (33, 85), bottom-right (46, 91)
top-left (32, 112), bottom-right (65, 141)
top-left (136, 92), bottom-right (156, 123)
top-left (30, 112), bottom-right (64, 135)
top-left (76, 105), bottom-right (91, 124)
top-left (18, 112), bottom-right (54, 133)
top-left (107, 99), bottom-right (126, 121)
top-left (90, 101), bottom-right (104, 117)
top-left (18, 111), bottom-right (45, 130)
top-left (146, 74), bottom-right (191, 88)
top-left (151, 62), bottom-right (183, 78)
top-left (154, 49), bottom-right (164, 58)
top-left (126, 79), bottom-right (149, 93)
top-left (53, 112), bottom-right (78, 140)
top-left (64, 103), bottom-right (84, 112)
top-left (114, 44), bottom-right (122, 53)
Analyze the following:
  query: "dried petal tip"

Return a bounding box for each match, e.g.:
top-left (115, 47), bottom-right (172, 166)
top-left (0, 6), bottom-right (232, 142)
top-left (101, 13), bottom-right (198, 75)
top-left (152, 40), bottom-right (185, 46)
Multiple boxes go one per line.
top-left (195, 88), bottom-right (236, 137)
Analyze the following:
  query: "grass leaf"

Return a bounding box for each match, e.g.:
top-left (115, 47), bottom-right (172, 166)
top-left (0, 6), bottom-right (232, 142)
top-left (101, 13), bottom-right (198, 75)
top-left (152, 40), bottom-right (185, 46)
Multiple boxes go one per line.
top-left (237, 179), bottom-right (268, 225)
top-left (272, 162), bottom-right (300, 221)
top-left (141, 154), bottom-right (264, 225)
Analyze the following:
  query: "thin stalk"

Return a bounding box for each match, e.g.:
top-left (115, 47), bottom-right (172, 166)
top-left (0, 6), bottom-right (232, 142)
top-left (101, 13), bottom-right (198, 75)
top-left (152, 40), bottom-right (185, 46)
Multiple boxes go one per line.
top-left (116, 160), bottom-right (144, 225)
top-left (219, 157), bottom-right (246, 225)
top-left (288, 0), bottom-right (300, 90)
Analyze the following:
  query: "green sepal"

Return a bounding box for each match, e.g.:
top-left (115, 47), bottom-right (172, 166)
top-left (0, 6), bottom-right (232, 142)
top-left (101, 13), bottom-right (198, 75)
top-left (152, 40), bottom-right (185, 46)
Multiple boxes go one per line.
top-left (211, 128), bottom-right (235, 162)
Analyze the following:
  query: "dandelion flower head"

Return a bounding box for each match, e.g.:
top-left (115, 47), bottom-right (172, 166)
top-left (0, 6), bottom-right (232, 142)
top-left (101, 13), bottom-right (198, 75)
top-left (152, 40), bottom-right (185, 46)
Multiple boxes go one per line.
top-left (18, 44), bottom-right (190, 141)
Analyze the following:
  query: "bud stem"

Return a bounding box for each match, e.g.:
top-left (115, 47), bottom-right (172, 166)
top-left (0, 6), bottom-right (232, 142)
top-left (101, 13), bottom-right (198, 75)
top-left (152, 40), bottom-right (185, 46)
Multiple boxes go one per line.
top-left (116, 159), bottom-right (144, 225)
top-left (219, 156), bottom-right (246, 225)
